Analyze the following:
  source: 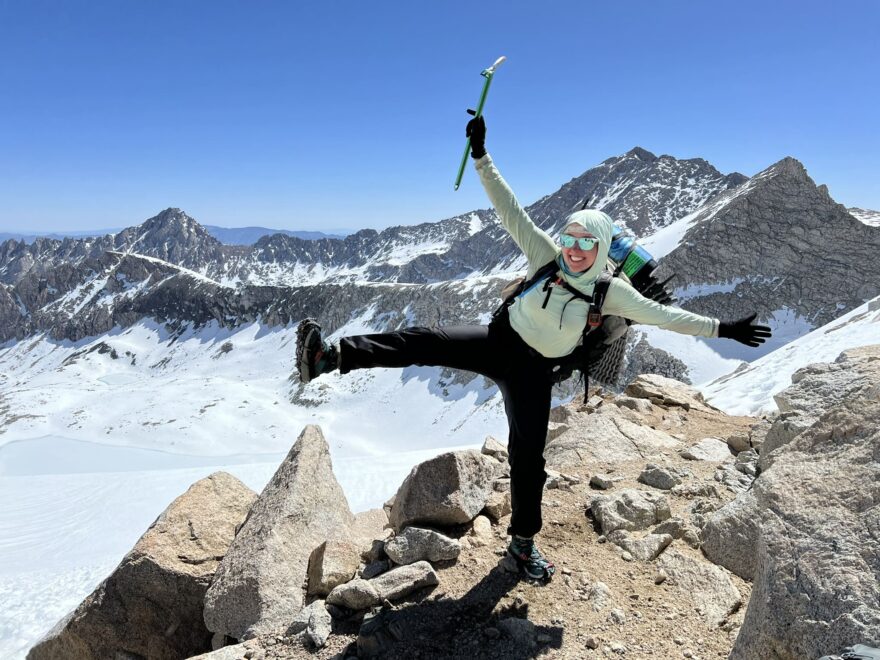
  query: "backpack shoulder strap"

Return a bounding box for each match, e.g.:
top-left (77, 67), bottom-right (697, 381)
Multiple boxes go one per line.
top-left (591, 270), bottom-right (614, 311)
top-left (521, 260), bottom-right (560, 292)
top-left (493, 259), bottom-right (560, 319)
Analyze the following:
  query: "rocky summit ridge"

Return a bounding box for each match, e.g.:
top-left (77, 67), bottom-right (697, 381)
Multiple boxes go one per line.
top-left (26, 345), bottom-right (880, 659)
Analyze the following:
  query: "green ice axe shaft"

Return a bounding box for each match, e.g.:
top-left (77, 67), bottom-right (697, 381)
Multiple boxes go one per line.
top-left (454, 55), bottom-right (507, 191)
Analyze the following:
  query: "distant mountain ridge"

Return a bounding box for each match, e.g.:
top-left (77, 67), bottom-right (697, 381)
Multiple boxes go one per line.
top-left (0, 146), bottom-right (750, 293)
top-left (0, 226), bottom-right (347, 246)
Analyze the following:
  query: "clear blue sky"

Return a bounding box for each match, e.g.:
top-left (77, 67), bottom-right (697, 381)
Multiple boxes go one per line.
top-left (1, 1), bottom-right (878, 233)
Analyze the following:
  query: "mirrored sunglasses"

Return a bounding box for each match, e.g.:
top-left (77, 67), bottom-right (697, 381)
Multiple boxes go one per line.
top-left (559, 234), bottom-right (599, 250)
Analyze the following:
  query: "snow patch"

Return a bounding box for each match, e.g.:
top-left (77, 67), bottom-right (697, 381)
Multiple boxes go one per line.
top-left (700, 296), bottom-right (880, 414)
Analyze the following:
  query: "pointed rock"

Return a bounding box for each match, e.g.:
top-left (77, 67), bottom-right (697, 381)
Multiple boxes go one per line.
top-left (203, 425), bottom-right (355, 640)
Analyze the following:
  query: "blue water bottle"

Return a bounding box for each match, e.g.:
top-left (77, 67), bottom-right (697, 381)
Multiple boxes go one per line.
top-left (608, 224), bottom-right (659, 292)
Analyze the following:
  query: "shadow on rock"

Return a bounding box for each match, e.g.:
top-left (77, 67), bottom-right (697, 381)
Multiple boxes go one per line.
top-left (353, 564), bottom-right (563, 659)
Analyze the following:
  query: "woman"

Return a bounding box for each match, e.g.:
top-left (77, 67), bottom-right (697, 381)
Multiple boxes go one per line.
top-left (296, 114), bottom-right (770, 582)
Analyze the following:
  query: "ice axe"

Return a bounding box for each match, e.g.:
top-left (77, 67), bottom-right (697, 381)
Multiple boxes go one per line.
top-left (454, 55), bottom-right (506, 191)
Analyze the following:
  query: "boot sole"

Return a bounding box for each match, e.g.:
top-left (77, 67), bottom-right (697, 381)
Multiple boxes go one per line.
top-left (296, 318), bottom-right (322, 384)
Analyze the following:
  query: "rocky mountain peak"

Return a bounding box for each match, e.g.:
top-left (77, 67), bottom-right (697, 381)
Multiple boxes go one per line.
top-left (107, 208), bottom-right (224, 271)
top-left (624, 146), bottom-right (658, 162)
top-left (553, 147), bottom-right (747, 236)
top-left (136, 208), bottom-right (216, 242)
top-left (759, 156), bottom-right (810, 184)
top-left (657, 154), bottom-right (880, 335)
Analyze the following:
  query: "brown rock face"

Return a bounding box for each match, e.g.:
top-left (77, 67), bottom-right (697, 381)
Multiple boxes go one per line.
top-left (27, 472), bottom-right (256, 660)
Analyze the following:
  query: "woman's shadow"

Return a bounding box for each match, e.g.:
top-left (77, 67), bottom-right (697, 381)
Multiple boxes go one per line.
top-left (332, 561), bottom-right (565, 659)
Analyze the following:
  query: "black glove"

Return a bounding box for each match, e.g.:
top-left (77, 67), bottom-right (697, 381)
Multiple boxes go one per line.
top-left (718, 313), bottom-right (772, 347)
top-left (465, 109), bottom-right (486, 159)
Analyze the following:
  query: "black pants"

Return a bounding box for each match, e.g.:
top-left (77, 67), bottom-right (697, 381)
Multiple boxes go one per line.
top-left (339, 315), bottom-right (561, 538)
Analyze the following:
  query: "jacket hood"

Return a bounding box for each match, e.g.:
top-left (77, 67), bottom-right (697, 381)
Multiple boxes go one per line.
top-left (557, 209), bottom-right (614, 285)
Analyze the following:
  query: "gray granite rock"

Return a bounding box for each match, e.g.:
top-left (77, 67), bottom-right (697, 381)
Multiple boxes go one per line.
top-left (656, 549), bottom-right (742, 627)
top-left (725, 432), bottom-right (751, 455)
top-left (590, 473), bottom-right (621, 490)
top-left (607, 530), bottom-right (673, 561)
top-left (370, 560), bottom-right (439, 602)
top-left (203, 426), bottom-right (355, 640)
top-left (760, 345), bottom-right (880, 472)
top-left (680, 437), bottom-right (732, 462)
top-left (624, 374), bottom-right (715, 412)
top-left (652, 518), bottom-right (702, 549)
top-left (483, 489), bottom-right (512, 521)
top-left (360, 559), bottom-right (390, 580)
top-left (614, 395), bottom-right (654, 414)
top-left (590, 489), bottom-right (672, 534)
top-left (481, 435), bottom-right (509, 462)
top-left (352, 508), bottom-right (390, 554)
top-left (637, 463), bottom-right (690, 490)
top-left (700, 493), bottom-right (760, 580)
top-left (545, 404), bottom-right (680, 468)
top-left (287, 599), bottom-right (332, 648)
top-left (468, 515), bottom-right (494, 548)
top-left (384, 526), bottom-right (461, 565)
top-left (389, 449), bottom-right (499, 531)
top-left (326, 579), bottom-right (381, 611)
top-left (731, 372), bottom-right (880, 659)
top-left (307, 540), bottom-right (361, 596)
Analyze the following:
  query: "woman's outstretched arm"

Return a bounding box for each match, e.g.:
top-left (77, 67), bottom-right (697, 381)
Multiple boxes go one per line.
top-left (467, 115), bottom-right (558, 274)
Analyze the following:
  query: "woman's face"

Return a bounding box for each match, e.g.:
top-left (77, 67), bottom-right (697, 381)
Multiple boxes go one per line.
top-left (560, 225), bottom-right (599, 273)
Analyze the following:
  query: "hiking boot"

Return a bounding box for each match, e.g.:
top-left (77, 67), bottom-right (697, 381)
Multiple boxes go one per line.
top-left (296, 318), bottom-right (339, 384)
top-left (507, 536), bottom-right (556, 582)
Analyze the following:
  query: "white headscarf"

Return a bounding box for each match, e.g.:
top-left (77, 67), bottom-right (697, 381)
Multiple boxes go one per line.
top-left (557, 209), bottom-right (614, 284)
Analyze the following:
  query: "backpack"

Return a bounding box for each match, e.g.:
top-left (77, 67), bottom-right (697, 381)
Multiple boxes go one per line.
top-left (492, 260), bottom-right (631, 389)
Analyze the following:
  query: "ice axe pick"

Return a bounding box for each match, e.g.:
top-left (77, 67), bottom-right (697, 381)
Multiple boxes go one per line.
top-left (454, 55), bottom-right (506, 191)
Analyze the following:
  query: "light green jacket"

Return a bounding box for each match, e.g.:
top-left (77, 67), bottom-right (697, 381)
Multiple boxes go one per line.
top-left (475, 153), bottom-right (719, 358)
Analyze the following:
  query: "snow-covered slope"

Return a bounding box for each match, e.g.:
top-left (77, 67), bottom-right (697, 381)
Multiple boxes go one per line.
top-left (848, 207), bottom-right (880, 227)
top-left (699, 295), bottom-right (880, 415)
top-left (0, 320), bottom-right (504, 458)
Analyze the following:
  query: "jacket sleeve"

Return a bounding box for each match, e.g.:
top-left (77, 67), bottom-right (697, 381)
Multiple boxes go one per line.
top-left (603, 278), bottom-right (720, 338)
top-left (474, 153), bottom-right (558, 274)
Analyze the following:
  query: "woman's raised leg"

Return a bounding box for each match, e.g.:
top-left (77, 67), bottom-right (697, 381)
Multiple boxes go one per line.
top-left (339, 325), bottom-right (505, 381)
